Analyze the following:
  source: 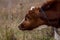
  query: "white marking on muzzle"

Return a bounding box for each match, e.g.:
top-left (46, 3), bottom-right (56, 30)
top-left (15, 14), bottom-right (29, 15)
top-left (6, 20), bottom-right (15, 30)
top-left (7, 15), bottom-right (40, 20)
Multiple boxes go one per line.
top-left (30, 6), bottom-right (35, 10)
top-left (19, 18), bottom-right (25, 25)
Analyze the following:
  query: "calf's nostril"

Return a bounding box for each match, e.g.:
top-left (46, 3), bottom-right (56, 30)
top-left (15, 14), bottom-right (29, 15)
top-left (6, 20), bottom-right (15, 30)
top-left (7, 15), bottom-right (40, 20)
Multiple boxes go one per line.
top-left (20, 24), bottom-right (25, 28)
top-left (18, 24), bottom-right (25, 30)
top-left (20, 24), bottom-right (25, 29)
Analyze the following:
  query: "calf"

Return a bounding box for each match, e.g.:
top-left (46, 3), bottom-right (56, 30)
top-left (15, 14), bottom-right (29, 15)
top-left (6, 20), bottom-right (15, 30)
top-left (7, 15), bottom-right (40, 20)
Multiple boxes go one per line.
top-left (18, 0), bottom-right (60, 40)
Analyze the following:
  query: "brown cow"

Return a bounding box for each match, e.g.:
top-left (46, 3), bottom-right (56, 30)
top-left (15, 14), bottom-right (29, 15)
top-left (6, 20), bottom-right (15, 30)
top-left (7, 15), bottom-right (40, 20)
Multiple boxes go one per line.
top-left (18, 0), bottom-right (60, 30)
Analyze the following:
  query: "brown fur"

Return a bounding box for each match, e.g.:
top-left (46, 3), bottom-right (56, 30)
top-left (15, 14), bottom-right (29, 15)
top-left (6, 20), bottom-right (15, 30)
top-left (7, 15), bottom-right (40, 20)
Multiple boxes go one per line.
top-left (18, 0), bottom-right (60, 30)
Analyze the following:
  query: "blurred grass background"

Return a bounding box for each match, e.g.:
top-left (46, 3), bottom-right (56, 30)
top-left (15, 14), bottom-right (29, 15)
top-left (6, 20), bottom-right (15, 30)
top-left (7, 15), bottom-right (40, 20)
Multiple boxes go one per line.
top-left (0, 0), bottom-right (54, 40)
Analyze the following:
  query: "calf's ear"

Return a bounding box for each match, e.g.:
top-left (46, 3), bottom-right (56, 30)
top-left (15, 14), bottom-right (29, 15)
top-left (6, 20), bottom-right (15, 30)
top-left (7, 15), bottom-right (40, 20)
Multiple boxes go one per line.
top-left (41, 0), bottom-right (56, 11)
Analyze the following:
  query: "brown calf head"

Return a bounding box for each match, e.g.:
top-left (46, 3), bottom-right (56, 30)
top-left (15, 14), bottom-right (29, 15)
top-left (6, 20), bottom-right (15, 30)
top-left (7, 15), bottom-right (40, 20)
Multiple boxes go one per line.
top-left (18, 0), bottom-right (57, 30)
top-left (18, 7), bottom-right (47, 30)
